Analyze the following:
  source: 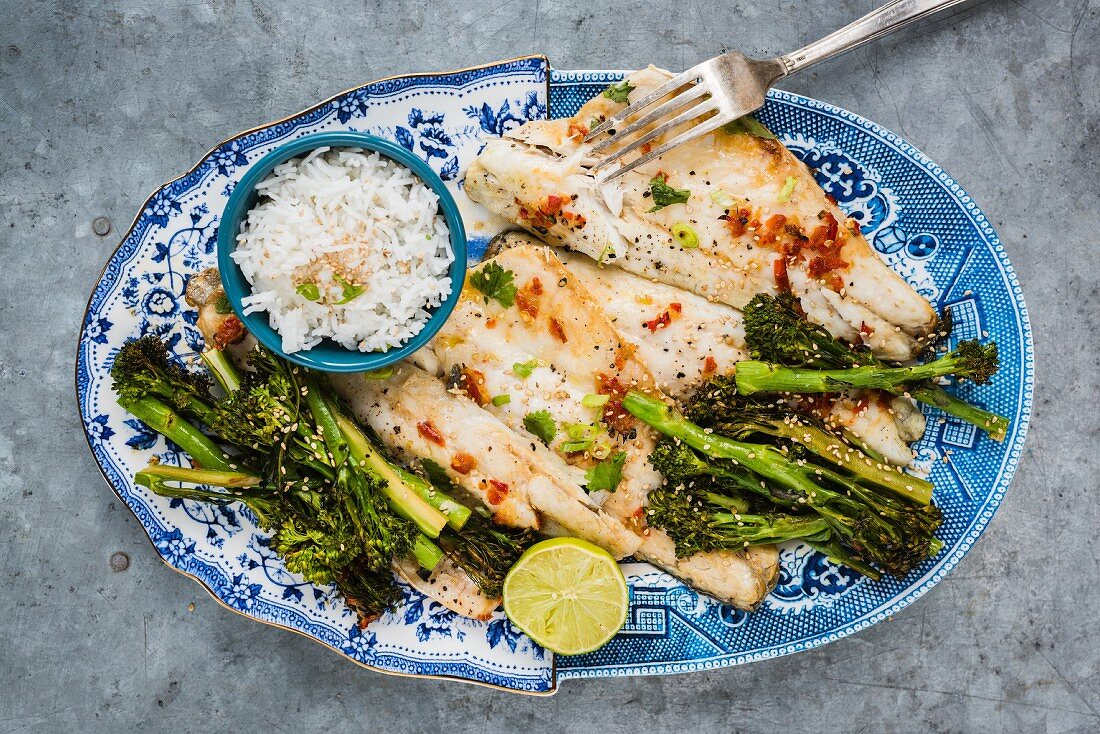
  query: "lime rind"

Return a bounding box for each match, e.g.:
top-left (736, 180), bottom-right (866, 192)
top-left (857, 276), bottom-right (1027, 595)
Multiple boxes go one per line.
top-left (502, 537), bottom-right (629, 656)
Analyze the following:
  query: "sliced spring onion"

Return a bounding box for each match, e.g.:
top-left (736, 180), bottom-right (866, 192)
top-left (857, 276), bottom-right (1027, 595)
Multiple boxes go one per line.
top-left (333, 274), bottom-right (365, 304)
top-left (561, 439), bottom-right (595, 453)
top-left (671, 222), bottom-right (700, 249)
top-left (513, 358), bottom-right (538, 378)
top-left (363, 365), bottom-right (395, 381)
top-left (597, 242), bottom-right (616, 264)
top-left (564, 422), bottom-right (597, 441)
top-left (778, 176), bottom-right (799, 203)
top-left (710, 189), bottom-right (734, 208)
top-left (581, 393), bottom-right (610, 408)
top-left (591, 442), bottom-right (614, 460)
top-left (491, 394), bottom-right (511, 407)
top-left (295, 283), bottom-right (320, 301)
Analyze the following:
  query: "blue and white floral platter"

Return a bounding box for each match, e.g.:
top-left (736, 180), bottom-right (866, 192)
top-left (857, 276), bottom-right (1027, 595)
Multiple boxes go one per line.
top-left (76, 56), bottom-right (1033, 693)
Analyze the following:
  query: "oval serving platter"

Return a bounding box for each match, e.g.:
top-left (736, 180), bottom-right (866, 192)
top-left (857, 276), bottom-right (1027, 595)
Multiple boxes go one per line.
top-left (76, 56), bottom-right (1033, 694)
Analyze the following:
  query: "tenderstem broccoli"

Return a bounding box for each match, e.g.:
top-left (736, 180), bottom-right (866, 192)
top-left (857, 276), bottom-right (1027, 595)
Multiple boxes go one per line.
top-left (645, 483), bottom-right (833, 554)
top-left (625, 390), bottom-right (943, 578)
top-left (684, 377), bottom-right (934, 505)
top-left (112, 337), bottom-right (485, 622)
top-left (111, 335), bottom-right (219, 427)
top-left (115, 336), bottom-right (558, 612)
top-left (735, 340), bottom-right (999, 395)
top-left (438, 514), bottom-right (537, 598)
top-left (740, 293), bottom-right (1009, 440)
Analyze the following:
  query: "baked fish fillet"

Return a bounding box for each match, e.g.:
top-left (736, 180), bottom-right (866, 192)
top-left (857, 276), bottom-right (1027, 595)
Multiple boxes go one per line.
top-left (424, 245), bottom-right (779, 609)
top-left (330, 367), bottom-right (640, 561)
top-left (489, 231), bottom-right (925, 466)
top-left (392, 556), bottom-right (499, 621)
top-left (464, 66), bottom-right (937, 361)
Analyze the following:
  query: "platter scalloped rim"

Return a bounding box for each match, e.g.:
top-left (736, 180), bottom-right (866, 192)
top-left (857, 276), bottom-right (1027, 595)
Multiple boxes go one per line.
top-left (76, 60), bottom-right (1033, 693)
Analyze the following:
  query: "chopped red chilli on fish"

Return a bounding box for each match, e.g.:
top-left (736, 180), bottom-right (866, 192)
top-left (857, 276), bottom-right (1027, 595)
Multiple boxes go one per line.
top-left (486, 479), bottom-right (509, 505)
top-left (213, 315), bottom-right (246, 349)
top-left (595, 372), bottom-right (635, 433)
top-left (549, 317), bottom-right (567, 343)
top-left (457, 366), bottom-right (491, 406)
top-left (643, 302), bottom-right (682, 332)
top-left (450, 452), bottom-right (477, 475)
top-left (773, 257), bottom-right (792, 293)
top-left (516, 277), bottom-right (543, 321)
top-left (416, 420), bottom-right (445, 446)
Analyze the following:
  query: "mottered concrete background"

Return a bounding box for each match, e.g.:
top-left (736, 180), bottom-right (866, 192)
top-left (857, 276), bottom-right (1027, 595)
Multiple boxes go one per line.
top-left (1, 1), bottom-right (1097, 731)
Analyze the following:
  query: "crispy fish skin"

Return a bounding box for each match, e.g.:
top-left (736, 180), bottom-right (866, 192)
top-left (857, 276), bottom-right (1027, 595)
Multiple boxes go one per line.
top-left (490, 231), bottom-right (923, 466)
top-left (392, 556), bottom-right (499, 621)
top-left (425, 245), bottom-right (779, 609)
top-left (330, 367), bottom-right (640, 561)
top-left (465, 66), bottom-right (937, 361)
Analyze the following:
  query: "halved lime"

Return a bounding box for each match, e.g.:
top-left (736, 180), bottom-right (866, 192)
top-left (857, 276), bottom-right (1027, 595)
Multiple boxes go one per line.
top-left (502, 537), bottom-right (629, 655)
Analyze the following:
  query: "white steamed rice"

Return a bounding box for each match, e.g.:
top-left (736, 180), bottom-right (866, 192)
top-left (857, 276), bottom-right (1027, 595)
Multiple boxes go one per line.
top-left (232, 147), bottom-right (454, 354)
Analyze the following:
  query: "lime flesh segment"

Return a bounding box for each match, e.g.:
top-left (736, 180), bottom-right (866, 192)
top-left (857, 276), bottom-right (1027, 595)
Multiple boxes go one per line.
top-left (502, 537), bottom-right (629, 656)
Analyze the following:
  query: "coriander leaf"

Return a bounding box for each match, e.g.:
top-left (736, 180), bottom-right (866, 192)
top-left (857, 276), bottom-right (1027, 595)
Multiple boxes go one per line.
top-left (214, 293), bottom-right (233, 314)
top-left (470, 262), bottom-right (517, 308)
top-left (603, 80), bottom-right (634, 104)
top-left (523, 410), bottom-right (556, 445)
top-left (584, 451), bottom-right (626, 493)
top-left (721, 114), bottom-right (777, 140)
top-left (333, 274), bottom-right (365, 304)
top-left (512, 358), bottom-right (538, 378)
top-left (647, 174), bottom-right (690, 212)
top-left (295, 283), bottom-right (321, 301)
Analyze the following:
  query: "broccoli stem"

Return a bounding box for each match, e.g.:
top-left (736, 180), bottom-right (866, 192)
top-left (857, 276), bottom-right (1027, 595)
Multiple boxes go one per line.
top-left (412, 534), bottom-right (444, 570)
top-left (334, 413), bottom-right (449, 538)
top-left (626, 390), bottom-right (933, 505)
top-left (703, 491), bottom-right (751, 514)
top-left (133, 463), bottom-right (289, 529)
top-left (760, 417), bottom-right (934, 505)
top-left (707, 511), bottom-right (831, 545)
top-left (394, 466), bottom-right (472, 531)
top-left (119, 396), bottom-right (234, 472)
top-left (625, 390), bottom-right (833, 497)
top-left (135, 464), bottom-right (260, 491)
top-left (807, 538), bottom-right (882, 580)
top-left (735, 356), bottom-right (972, 396)
top-left (908, 383), bottom-right (1009, 442)
top-left (303, 382), bottom-right (348, 466)
top-left (201, 348), bottom-right (242, 394)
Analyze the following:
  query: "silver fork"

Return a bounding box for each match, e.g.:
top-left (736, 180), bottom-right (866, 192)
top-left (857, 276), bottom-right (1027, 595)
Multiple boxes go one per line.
top-left (586, 0), bottom-right (972, 182)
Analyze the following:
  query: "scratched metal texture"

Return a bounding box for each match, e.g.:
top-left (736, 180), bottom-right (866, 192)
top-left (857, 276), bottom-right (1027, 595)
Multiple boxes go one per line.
top-left (1, 1), bottom-right (1097, 731)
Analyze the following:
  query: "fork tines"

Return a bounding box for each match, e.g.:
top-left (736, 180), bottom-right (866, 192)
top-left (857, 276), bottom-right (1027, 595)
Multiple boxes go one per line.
top-left (584, 62), bottom-right (733, 183)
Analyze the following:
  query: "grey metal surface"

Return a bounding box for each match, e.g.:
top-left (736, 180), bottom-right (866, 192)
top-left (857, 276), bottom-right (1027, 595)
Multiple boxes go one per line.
top-left (1, 0), bottom-right (1096, 731)
top-left (588, 0), bottom-right (968, 181)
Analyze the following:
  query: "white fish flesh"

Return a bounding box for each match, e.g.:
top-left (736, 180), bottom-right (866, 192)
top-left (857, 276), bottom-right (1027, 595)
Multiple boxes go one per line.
top-left (488, 232), bottom-right (924, 466)
top-left (464, 66), bottom-right (938, 361)
top-left (422, 245), bottom-right (779, 609)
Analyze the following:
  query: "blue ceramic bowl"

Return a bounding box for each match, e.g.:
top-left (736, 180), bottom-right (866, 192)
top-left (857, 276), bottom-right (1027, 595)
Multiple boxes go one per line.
top-left (217, 131), bottom-right (466, 372)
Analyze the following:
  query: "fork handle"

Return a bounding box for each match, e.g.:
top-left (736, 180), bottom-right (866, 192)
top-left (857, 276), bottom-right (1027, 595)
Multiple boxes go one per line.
top-left (778, 0), bottom-right (972, 75)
